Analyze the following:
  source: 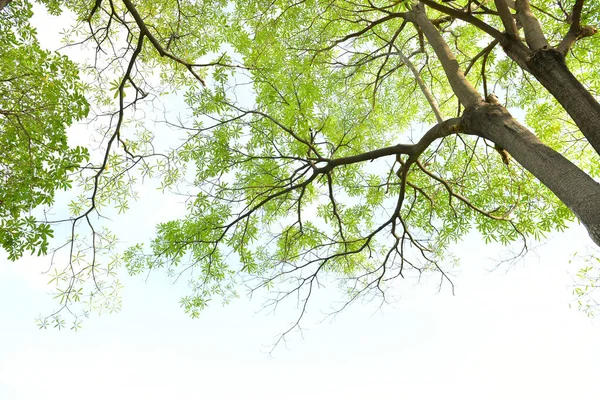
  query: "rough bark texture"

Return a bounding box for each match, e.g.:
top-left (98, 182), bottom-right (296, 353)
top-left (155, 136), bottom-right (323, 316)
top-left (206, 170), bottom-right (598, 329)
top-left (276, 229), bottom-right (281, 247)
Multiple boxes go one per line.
top-left (463, 102), bottom-right (600, 246)
top-left (523, 48), bottom-right (600, 158)
top-left (0, 0), bottom-right (11, 11)
top-left (500, 40), bottom-right (600, 157)
top-left (413, 3), bottom-right (600, 246)
top-left (422, 0), bottom-right (600, 159)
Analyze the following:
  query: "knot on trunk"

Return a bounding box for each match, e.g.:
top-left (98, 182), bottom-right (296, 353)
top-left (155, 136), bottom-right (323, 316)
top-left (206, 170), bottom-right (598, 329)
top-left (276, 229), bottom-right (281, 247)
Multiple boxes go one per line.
top-left (485, 93), bottom-right (501, 105)
top-left (461, 101), bottom-right (515, 145)
top-left (463, 100), bottom-right (508, 122)
top-left (525, 47), bottom-right (566, 69)
top-left (578, 25), bottom-right (598, 40)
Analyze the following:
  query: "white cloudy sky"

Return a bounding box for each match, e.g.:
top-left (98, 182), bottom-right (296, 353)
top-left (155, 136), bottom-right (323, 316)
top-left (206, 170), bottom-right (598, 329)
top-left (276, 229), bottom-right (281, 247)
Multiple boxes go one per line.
top-left (1, 5), bottom-right (600, 400)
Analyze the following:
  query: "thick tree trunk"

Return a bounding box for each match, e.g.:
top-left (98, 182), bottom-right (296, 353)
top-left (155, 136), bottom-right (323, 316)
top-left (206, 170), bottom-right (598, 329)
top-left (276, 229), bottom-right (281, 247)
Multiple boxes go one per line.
top-left (501, 43), bottom-right (600, 158)
top-left (0, 0), bottom-right (12, 11)
top-left (413, 3), bottom-right (600, 246)
top-left (526, 49), bottom-right (600, 157)
top-left (418, 0), bottom-right (600, 157)
top-left (462, 101), bottom-right (600, 246)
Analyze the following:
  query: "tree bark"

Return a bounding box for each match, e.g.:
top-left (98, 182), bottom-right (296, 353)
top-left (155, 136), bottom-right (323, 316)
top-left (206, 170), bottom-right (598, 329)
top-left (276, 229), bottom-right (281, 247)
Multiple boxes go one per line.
top-left (408, 3), bottom-right (481, 108)
top-left (417, 0), bottom-right (600, 158)
top-left (494, 0), bottom-right (518, 39)
top-left (0, 0), bottom-right (12, 11)
top-left (525, 49), bottom-right (600, 158)
top-left (501, 42), bottom-right (600, 158)
top-left (462, 101), bottom-right (600, 246)
top-left (411, 3), bottom-right (600, 246)
top-left (514, 0), bottom-right (549, 50)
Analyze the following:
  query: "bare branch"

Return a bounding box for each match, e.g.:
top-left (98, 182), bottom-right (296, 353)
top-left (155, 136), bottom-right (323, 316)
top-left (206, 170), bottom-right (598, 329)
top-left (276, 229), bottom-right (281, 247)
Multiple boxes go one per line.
top-left (120, 0), bottom-right (207, 86)
top-left (397, 49), bottom-right (443, 123)
top-left (557, 0), bottom-right (598, 54)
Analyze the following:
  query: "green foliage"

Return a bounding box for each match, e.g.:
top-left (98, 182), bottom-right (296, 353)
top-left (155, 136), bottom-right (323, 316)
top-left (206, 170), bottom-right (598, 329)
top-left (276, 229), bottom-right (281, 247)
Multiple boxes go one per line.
top-left (2, 0), bottom-right (599, 326)
top-left (118, 0), bottom-right (585, 317)
top-left (571, 251), bottom-right (600, 317)
top-left (0, 0), bottom-right (90, 260)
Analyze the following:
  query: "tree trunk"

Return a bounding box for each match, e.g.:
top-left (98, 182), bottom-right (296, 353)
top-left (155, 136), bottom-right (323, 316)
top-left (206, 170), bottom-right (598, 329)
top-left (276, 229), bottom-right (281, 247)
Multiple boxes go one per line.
top-left (501, 42), bottom-right (600, 158)
top-left (0, 0), bottom-right (12, 11)
top-left (412, 3), bottom-right (600, 246)
top-left (462, 101), bottom-right (600, 246)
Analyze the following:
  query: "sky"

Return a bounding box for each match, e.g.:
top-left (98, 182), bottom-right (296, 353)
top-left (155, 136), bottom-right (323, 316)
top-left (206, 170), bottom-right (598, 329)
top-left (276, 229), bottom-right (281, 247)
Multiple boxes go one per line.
top-left (1, 4), bottom-right (600, 400)
top-left (2, 227), bottom-right (600, 399)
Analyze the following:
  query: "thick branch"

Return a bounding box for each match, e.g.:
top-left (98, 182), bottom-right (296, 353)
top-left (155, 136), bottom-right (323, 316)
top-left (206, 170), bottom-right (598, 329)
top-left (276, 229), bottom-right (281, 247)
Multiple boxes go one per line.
top-left (520, 48), bottom-right (600, 157)
top-left (321, 118), bottom-right (463, 170)
top-left (416, 0), bottom-right (534, 72)
top-left (463, 102), bottom-right (600, 246)
top-left (454, 2), bottom-right (599, 156)
top-left (418, 0), bottom-right (504, 41)
top-left (0, 0), bottom-right (11, 11)
top-left (557, 0), bottom-right (598, 54)
top-left (494, 0), bottom-right (519, 38)
top-left (515, 0), bottom-right (549, 50)
top-left (408, 4), bottom-right (482, 108)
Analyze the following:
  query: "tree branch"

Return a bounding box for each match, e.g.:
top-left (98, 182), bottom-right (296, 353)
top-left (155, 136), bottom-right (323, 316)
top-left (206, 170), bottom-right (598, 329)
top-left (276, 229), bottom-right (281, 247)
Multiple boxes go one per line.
top-left (321, 118), bottom-right (463, 170)
top-left (494, 0), bottom-right (519, 38)
top-left (418, 0), bottom-right (505, 41)
top-left (0, 0), bottom-right (12, 11)
top-left (408, 3), bottom-right (482, 108)
top-left (515, 0), bottom-right (549, 50)
top-left (397, 50), bottom-right (444, 123)
top-left (120, 0), bottom-right (206, 86)
top-left (557, 0), bottom-right (598, 54)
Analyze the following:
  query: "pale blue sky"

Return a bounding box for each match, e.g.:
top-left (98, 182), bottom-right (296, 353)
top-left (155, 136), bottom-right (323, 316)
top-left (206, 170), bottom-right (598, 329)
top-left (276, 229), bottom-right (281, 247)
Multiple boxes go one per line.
top-left (2, 227), bottom-right (600, 399)
top-left (1, 5), bottom-right (600, 400)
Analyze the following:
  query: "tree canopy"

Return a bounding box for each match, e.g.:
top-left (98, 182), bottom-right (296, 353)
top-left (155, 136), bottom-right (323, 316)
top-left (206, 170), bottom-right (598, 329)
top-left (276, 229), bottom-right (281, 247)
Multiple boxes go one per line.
top-left (1, 0), bottom-right (600, 330)
top-left (0, 0), bottom-right (89, 261)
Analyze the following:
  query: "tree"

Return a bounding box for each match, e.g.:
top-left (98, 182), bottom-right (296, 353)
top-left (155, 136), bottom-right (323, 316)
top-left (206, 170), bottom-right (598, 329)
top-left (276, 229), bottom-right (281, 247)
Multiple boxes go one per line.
top-left (2, 0), bottom-right (600, 329)
top-left (0, 0), bottom-right (89, 261)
